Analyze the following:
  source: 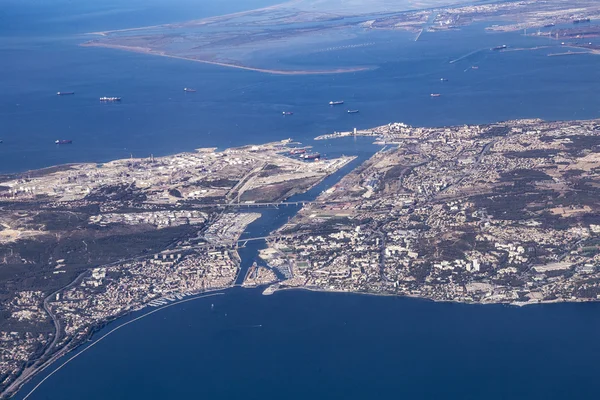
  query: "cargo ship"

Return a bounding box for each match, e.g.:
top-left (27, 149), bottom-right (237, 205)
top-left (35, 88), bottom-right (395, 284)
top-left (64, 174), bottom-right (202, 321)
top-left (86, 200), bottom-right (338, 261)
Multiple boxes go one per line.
top-left (573, 18), bottom-right (591, 24)
top-left (183, 88), bottom-right (196, 92)
top-left (347, 110), bottom-right (359, 114)
top-left (289, 148), bottom-right (306, 155)
top-left (99, 97), bottom-right (121, 102)
top-left (282, 111), bottom-right (294, 115)
top-left (56, 91), bottom-right (75, 96)
top-left (302, 153), bottom-right (321, 160)
top-left (329, 100), bottom-right (344, 105)
top-left (492, 44), bottom-right (507, 51)
top-left (430, 93), bottom-right (441, 97)
top-left (440, 78), bottom-right (448, 82)
top-left (55, 139), bottom-right (72, 144)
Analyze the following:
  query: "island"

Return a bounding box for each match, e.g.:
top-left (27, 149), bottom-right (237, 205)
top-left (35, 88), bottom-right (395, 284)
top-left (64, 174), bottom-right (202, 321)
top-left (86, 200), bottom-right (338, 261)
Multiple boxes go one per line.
top-left (0, 141), bottom-right (354, 397)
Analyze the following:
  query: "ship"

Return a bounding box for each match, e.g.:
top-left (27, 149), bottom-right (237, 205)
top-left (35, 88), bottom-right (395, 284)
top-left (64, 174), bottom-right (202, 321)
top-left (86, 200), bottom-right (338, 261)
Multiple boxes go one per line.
top-left (289, 148), bottom-right (306, 155)
top-left (183, 88), bottom-right (196, 92)
top-left (56, 91), bottom-right (75, 96)
top-left (282, 111), bottom-right (294, 115)
top-left (329, 100), bottom-right (344, 105)
top-left (302, 153), bottom-right (321, 160)
top-left (99, 97), bottom-right (121, 102)
top-left (440, 78), bottom-right (448, 82)
top-left (573, 18), bottom-right (591, 24)
top-left (347, 110), bottom-right (359, 114)
top-left (55, 140), bottom-right (72, 145)
top-left (430, 93), bottom-right (441, 97)
top-left (492, 44), bottom-right (507, 51)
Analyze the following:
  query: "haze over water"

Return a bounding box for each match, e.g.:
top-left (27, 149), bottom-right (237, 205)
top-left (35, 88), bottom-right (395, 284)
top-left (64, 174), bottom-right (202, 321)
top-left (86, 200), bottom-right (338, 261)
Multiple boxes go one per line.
top-left (2, 1), bottom-right (600, 173)
top-left (4, 1), bottom-right (600, 399)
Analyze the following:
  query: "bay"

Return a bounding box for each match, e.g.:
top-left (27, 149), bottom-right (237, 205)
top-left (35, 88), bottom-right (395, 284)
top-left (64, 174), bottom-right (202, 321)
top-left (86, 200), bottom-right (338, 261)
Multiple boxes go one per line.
top-left (3, 1), bottom-right (600, 399)
top-left (1, 5), bottom-right (599, 173)
top-left (16, 288), bottom-right (600, 400)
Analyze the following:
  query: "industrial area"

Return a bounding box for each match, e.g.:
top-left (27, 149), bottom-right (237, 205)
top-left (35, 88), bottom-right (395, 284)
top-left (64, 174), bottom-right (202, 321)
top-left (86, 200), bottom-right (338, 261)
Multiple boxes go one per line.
top-left (0, 141), bottom-right (354, 397)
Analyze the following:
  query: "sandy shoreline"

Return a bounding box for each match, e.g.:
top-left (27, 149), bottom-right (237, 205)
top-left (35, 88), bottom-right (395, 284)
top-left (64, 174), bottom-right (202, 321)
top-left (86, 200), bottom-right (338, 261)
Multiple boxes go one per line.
top-left (80, 42), bottom-right (374, 75)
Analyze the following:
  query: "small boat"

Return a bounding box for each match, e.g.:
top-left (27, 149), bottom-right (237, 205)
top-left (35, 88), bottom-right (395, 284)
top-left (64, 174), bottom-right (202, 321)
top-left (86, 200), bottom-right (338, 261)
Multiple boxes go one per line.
top-left (183, 88), bottom-right (197, 92)
top-left (440, 78), bottom-right (448, 82)
top-left (55, 140), bottom-right (72, 145)
top-left (56, 92), bottom-right (75, 96)
top-left (347, 110), bottom-right (359, 114)
top-left (282, 111), bottom-right (294, 115)
top-left (430, 93), bottom-right (441, 97)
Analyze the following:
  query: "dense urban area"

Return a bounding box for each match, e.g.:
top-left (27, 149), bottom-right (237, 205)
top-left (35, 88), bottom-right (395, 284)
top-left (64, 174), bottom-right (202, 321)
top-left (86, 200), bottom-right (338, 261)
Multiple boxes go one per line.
top-left (0, 141), bottom-right (353, 397)
top-left (3, 117), bottom-right (600, 397)
top-left (264, 119), bottom-right (600, 305)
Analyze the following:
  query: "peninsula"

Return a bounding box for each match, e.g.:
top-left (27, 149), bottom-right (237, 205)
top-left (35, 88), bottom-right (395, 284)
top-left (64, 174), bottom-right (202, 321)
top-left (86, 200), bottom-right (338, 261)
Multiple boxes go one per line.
top-left (262, 119), bottom-right (600, 305)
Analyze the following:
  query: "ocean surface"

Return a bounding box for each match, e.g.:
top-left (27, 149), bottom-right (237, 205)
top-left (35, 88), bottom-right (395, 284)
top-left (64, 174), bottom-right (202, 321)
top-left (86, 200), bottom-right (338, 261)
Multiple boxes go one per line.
top-left (3, 0), bottom-right (600, 399)
top-left (2, 1), bottom-right (600, 173)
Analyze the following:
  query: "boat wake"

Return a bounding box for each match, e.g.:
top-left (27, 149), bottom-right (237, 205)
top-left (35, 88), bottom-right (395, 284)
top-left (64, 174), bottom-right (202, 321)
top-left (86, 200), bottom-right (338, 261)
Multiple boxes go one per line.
top-left (449, 48), bottom-right (486, 64)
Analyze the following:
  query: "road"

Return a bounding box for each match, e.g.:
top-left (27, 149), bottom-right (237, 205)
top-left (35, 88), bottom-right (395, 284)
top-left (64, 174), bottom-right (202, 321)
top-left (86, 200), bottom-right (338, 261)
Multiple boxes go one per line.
top-left (432, 139), bottom-right (497, 200)
top-left (2, 269), bottom-right (90, 397)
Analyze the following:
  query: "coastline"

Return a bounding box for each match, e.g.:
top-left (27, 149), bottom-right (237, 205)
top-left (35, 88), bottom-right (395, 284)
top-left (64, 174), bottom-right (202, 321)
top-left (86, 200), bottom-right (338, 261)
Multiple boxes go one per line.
top-left (85, 0), bottom-right (298, 37)
top-left (80, 42), bottom-right (374, 76)
top-left (6, 0), bottom-right (600, 396)
top-left (4, 290), bottom-right (228, 400)
top-left (2, 139), bottom-right (355, 398)
top-left (263, 284), bottom-right (597, 308)
top-left (8, 280), bottom-right (593, 399)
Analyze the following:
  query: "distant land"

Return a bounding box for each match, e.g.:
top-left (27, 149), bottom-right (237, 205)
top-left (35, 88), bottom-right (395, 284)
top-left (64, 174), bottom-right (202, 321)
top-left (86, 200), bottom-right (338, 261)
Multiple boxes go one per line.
top-left (81, 0), bottom-right (600, 74)
top-left (5, 0), bottom-right (600, 397)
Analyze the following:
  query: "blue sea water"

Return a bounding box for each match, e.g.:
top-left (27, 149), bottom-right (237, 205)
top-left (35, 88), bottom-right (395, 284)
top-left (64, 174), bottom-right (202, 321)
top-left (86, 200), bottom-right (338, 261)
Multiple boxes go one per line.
top-left (2, 1), bottom-right (600, 173)
top-left (4, 1), bottom-right (600, 399)
top-left (16, 288), bottom-right (600, 400)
